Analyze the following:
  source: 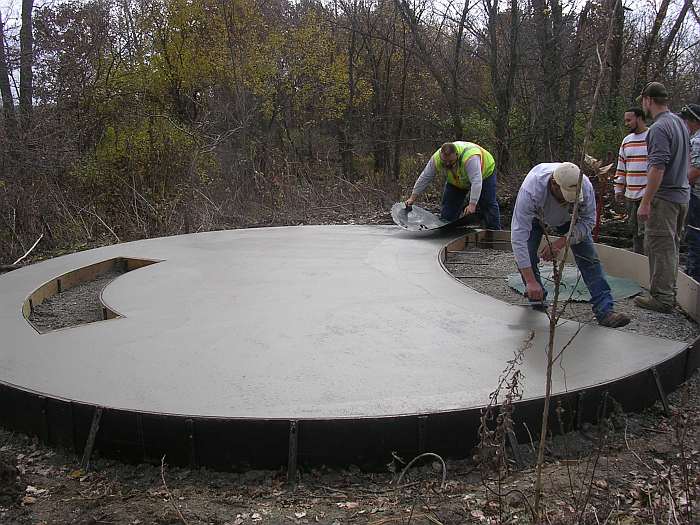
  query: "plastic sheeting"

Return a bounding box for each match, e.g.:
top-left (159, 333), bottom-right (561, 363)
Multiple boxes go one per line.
top-left (507, 265), bottom-right (642, 302)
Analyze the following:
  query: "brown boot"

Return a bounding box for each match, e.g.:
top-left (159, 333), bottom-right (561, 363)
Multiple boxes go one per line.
top-left (634, 294), bottom-right (673, 314)
top-left (598, 311), bottom-right (631, 328)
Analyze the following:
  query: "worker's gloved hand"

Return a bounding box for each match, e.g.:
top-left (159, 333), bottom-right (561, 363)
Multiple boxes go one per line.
top-left (525, 281), bottom-right (545, 302)
top-left (404, 197), bottom-right (415, 211)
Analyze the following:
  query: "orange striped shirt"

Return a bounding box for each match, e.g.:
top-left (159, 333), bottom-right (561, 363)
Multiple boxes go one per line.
top-left (614, 130), bottom-right (648, 200)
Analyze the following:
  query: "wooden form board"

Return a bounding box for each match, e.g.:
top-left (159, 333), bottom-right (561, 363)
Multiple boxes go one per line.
top-left (22, 257), bottom-right (159, 324)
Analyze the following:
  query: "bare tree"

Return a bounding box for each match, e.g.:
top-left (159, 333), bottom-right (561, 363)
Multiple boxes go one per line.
top-left (334, 0), bottom-right (361, 180)
top-left (0, 9), bottom-right (15, 136)
top-left (485, 0), bottom-right (520, 175)
top-left (531, 0), bottom-right (563, 159)
top-left (654, 0), bottom-right (693, 79)
top-left (634, 0), bottom-right (671, 95)
top-left (394, 0), bottom-right (486, 139)
top-left (358, 0), bottom-right (412, 183)
top-left (19, 0), bottom-right (33, 124)
top-left (562, 1), bottom-right (591, 160)
top-left (606, 0), bottom-right (625, 122)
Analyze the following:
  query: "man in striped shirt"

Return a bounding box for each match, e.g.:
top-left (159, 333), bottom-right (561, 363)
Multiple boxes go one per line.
top-left (614, 107), bottom-right (648, 254)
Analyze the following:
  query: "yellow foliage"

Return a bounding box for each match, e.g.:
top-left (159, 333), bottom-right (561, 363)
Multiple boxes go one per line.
top-left (281, 8), bottom-right (371, 121)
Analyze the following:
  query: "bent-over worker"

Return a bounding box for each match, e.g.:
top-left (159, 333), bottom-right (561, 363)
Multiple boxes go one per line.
top-left (405, 142), bottom-right (501, 230)
top-left (511, 162), bottom-right (631, 328)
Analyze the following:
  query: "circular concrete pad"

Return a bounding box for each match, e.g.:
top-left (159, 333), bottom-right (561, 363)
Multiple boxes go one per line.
top-left (0, 225), bottom-right (693, 467)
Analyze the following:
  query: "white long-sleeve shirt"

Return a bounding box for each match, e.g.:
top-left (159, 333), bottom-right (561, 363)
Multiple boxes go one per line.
top-left (412, 155), bottom-right (483, 204)
top-left (510, 163), bottom-right (596, 269)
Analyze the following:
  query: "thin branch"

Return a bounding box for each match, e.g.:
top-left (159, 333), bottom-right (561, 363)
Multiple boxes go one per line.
top-left (533, 0), bottom-right (621, 516)
top-left (12, 232), bottom-right (43, 265)
top-left (160, 456), bottom-right (189, 525)
top-left (396, 452), bottom-right (447, 488)
top-left (85, 208), bottom-right (120, 243)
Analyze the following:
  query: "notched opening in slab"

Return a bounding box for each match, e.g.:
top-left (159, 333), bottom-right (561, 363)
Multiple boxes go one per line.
top-left (24, 257), bottom-right (160, 333)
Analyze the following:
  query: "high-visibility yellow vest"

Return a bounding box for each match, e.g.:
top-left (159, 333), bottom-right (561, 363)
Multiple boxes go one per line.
top-left (432, 142), bottom-right (495, 189)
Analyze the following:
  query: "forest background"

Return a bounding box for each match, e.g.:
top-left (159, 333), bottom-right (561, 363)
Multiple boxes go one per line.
top-left (0, 0), bottom-right (699, 262)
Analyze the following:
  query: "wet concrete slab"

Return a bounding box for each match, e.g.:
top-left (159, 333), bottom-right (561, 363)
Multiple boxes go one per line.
top-left (0, 225), bottom-right (686, 420)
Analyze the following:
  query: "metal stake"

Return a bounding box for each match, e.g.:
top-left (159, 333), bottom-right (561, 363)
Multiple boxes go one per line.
top-left (507, 430), bottom-right (523, 469)
top-left (417, 415), bottom-right (428, 453)
top-left (287, 420), bottom-right (299, 488)
top-left (186, 419), bottom-right (197, 467)
top-left (81, 407), bottom-right (103, 470)
top-left (651, 367), bottom-right (670, 416)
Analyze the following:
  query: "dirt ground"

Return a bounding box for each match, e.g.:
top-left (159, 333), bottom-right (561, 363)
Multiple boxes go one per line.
top-left (2, 207), bottom-right (699, 524)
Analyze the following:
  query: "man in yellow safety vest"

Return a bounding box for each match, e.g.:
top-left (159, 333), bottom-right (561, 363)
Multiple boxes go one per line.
top-left (405, 142), bottom-right (501, 229)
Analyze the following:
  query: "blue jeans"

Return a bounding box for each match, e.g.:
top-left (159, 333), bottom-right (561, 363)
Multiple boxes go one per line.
top-left (526, 220), bottom-right (614, 321)
top-left (686, 194), bottom-right (700, 282)
top-left (440, 173), bottom-right (501, 229)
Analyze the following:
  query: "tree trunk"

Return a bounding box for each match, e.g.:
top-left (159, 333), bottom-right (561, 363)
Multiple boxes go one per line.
top-left (365, 28), bottom-right (391, 176)
top-left (389, 18), bottom-right (411, 193)
top-left (654, 0), bottom-right (693, 78)
top-left (606, 0), bottom-right (624, 122)
top-left (390, 45), bottom-right (409, 192)
top-left (562, 2), bottom-right (591, 160)
top-left (336, 0), bottom-right (358, 180)
top-left (634, 0), bottom-right (670, 95)
top-left (448, 0), bottom-right (471, 140)
top-left (19, 0), bottom-right (34, 125)
top-left (487, 0), bottom-right (519, 176)
top-left (531, 0), bottom-right (562, 159)
top-left (336, 124), bottom-right (354, 180)
top-left (0, 10), bottom-right (15, 136)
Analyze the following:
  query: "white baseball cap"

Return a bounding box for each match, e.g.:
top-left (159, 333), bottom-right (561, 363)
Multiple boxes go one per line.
top-left (552, 162), bottom-right (583, 203)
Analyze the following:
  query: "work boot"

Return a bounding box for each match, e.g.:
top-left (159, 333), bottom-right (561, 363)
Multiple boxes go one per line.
top-left (598, 311), bottom-right (631, 328)
top-left (634, 294), bottom-right (673, 314)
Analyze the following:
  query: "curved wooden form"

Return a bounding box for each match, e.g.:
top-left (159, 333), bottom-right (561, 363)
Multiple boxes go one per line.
top-left (22, 257), bottom-right (160, 332)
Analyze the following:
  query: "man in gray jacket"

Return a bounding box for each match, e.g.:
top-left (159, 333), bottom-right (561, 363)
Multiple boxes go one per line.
top-left (680, 104), bottom-right (700, 282)
top-left (635, 82), bottom-right (690, 313)
top-left (511, 162), bottom-right (630, 328)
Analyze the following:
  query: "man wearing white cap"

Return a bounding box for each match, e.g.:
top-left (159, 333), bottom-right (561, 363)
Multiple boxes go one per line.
top-left (510, 162), bottom-right (631, 328)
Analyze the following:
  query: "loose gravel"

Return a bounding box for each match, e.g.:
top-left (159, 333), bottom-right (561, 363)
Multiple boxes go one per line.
top-left (444, 247), bottom-right (700, 342)
top-left (28, 270), bottom-right (125, 333)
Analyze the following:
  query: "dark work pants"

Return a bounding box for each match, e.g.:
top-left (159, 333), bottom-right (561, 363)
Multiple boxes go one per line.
top-left (439, 173), bottom-right (501, 229)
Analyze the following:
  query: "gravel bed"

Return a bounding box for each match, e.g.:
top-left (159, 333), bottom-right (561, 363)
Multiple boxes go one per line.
top-left (445, 248), bottom-right (700, 342)
top-left (28, 270), bottom-right (125, 332)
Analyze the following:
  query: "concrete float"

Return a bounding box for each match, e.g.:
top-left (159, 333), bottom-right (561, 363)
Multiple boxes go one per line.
top-left (0, 225), bottom-right (698, 470)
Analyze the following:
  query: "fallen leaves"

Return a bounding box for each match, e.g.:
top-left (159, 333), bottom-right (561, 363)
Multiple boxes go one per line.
top-left (593, 479), bottom-right (608, 490)
top-left (25, 485), bottom-right (48, 496)
top-left (20, 485), bottom-right (48, 506)
top-left (20, 495), bottom-right (36, 506)
top-left (68, 469), bottom-right (84, 480)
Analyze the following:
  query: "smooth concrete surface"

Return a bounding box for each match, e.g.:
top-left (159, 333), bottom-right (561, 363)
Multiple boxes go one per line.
top-left (0, 225), bottom-right (687, 420)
